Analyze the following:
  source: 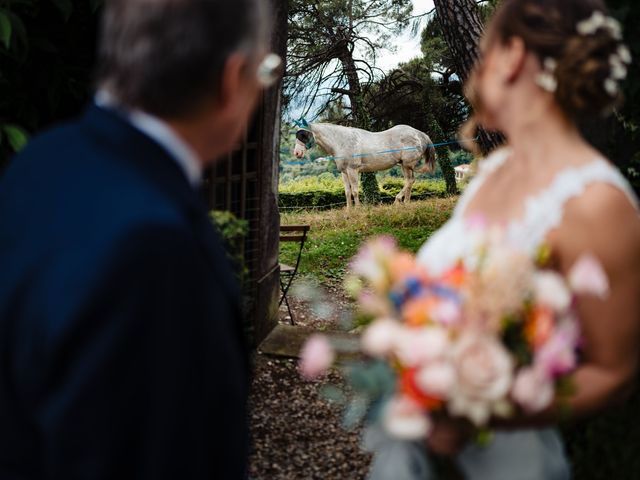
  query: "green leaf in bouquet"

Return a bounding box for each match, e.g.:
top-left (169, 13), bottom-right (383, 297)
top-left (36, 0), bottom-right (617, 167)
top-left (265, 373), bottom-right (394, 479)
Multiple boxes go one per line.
top-left (345, 360), bottom-right (397, 398)
top-left (475, 428), bottom-right (495, 447)
top-left (557, 399), bottom-right (574, 424)
top-left (535, 244), bottom-right (553, 267)
top-left (556, 375), bottom-right (578, 397)
top-left (555, 376), bottom-right (577, 423)
top-left (501, 320), bottom-right (533, 366)
top-left (320, 384), bottom-right (347, 406)
top-left (342, 395), bottom-right (370, 430)
top-left (365, 396), bottom-right (391, 425)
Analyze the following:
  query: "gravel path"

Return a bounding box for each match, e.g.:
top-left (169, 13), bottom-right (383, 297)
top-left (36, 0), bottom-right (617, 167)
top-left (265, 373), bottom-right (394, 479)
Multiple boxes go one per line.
top-left (248, 284), bottom-right (372, 479)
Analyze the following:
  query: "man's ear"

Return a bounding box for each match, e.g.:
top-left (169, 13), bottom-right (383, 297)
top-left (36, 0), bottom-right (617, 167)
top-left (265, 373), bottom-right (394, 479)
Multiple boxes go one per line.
top-left (503, 36), bottom-right (527, 84)
top-left (217, 53), bottom-right (250, 113)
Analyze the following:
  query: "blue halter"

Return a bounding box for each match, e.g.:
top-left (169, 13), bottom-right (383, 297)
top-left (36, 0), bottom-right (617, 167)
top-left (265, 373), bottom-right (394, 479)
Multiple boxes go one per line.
top-left (294, 118), bottom-right (316, 149)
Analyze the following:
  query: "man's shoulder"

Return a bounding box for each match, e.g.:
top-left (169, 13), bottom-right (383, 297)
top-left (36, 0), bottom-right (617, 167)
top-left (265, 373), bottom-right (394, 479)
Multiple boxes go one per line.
top-left (3, 112), bottom-right (189, 223)
top-left (0, 112), bottom-right (201, 288)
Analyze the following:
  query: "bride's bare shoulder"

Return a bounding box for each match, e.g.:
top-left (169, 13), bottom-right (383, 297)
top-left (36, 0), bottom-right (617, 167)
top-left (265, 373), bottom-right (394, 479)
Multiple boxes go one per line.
top-left (556, 181), bottom-right (640, 270)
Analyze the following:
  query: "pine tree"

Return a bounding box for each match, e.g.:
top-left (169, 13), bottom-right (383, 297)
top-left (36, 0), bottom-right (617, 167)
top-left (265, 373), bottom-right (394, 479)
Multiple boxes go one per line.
top-left (287, 0), bottom-right (413, 203)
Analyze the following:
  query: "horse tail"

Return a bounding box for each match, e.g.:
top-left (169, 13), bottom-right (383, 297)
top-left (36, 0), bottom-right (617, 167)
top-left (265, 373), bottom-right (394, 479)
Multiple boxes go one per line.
top-left (417, 139), bottom-right (437, 174)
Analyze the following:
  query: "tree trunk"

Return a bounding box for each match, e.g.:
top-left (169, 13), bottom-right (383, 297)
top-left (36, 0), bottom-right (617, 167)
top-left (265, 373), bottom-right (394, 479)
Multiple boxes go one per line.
top-left (433, 0), bottom-right (484, 84)
top-left (433, 0), bottom-right (504, 155)
top-left (339, 49), bottom-right (380, 204)
top-left (428, 120), bottom-right (458, 195)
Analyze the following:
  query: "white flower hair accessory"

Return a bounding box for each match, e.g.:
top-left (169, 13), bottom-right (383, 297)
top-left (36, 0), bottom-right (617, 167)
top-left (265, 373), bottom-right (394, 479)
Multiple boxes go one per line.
top-left (618, 45), bottom-right (632, 64)
top-left (576, 11), bottom-right (632, 99)
top-left (536, 57), bottom-right (558, 93)
top-left (604, 44), bottom-right (632, 97)
top-left (576, 11), bottom-right (622, 40)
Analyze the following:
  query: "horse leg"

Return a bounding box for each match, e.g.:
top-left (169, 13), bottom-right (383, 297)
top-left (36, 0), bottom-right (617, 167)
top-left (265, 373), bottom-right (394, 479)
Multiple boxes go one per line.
top-left (394, 170), bottom-right (405, 205)
top-left (347, 169), bottom-right (361, 206)
top-left (341, 171), bottom-right (352, 209)
top-left (401, 165), bottom-right (416, 203)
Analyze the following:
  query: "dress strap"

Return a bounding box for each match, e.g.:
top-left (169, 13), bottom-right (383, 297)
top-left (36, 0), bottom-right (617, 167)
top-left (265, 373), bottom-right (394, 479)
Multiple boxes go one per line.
top-left (517, 159), bottom-right (639, 251)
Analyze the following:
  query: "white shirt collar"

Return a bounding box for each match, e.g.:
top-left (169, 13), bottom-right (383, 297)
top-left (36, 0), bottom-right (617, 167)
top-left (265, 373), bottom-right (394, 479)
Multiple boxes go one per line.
top-left (94, 91), bottom-right (203, 188)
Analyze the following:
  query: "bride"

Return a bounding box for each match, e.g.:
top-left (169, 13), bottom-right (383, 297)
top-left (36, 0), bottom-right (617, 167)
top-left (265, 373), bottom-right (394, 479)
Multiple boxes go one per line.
top-left (366, 0), bottom-right (640, 478)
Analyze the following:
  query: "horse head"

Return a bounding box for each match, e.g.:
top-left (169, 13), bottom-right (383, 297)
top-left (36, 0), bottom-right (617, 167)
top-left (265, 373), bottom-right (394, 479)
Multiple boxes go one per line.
top-left (293, 129), bottom-right (315, 159)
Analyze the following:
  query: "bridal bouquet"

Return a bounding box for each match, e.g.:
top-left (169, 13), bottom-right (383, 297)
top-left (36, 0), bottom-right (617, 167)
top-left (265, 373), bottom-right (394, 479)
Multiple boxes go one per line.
top-left (299, 229), bottom-right (610, 440)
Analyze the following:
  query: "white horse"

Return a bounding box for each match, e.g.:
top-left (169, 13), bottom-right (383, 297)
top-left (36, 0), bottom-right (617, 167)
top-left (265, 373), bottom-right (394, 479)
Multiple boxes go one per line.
top-left (293, 123), bottom-right (436, 208)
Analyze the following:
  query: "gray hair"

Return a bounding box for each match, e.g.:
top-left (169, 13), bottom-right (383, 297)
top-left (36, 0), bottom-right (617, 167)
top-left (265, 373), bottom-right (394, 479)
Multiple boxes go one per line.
top-left (96, 0), bottom-right (272, 118)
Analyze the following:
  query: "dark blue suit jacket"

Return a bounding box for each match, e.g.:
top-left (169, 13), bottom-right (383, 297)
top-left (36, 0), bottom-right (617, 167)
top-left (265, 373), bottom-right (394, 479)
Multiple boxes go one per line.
top-left (0, 106), bottom-right (249, 479)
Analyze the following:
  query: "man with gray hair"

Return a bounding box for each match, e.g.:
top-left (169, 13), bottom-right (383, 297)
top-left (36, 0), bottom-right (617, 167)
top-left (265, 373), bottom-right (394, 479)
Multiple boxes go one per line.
top-left (0, 0), bottom-right (281, 478)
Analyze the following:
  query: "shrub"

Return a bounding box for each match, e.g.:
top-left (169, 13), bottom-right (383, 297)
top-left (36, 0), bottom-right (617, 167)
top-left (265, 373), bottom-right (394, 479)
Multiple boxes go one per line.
top-left (209, 210), bottom-right (249, 282)
top-left (278, 176), bottom-right (449, 210)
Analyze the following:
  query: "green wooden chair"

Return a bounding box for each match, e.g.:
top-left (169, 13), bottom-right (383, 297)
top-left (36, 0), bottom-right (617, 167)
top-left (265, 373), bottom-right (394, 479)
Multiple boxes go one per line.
top-left (279, 225), bottom-right (310, 325)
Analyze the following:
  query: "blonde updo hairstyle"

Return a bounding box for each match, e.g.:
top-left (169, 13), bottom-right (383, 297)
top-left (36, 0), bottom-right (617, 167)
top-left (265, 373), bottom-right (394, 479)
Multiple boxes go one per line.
top-left (466, 0), bottom-right (630, 135)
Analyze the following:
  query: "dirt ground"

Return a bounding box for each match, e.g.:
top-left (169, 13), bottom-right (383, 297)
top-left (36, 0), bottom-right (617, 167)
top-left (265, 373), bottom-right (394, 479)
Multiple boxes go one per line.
top-left (248, 286), bottom-right (372, 480)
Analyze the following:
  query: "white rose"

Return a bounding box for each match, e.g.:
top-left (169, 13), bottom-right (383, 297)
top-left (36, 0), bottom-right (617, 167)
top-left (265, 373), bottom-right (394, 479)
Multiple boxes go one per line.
top-left (416, 362), bottom-right (456, 399)
top-left (383, 395), bottom-right (432, 440)
top-left (449, 333), bottom-right (514, 426)
top-left (361, 318), bottom-right (400, 358)
top-left (394, 326), bottom-right (450, 367)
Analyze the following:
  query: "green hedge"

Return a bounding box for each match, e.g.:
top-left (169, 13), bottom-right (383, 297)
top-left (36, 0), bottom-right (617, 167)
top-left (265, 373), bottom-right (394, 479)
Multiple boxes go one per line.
top-left (278, 176), bottom-right (449, 210)
top-left (209, 210), bottom-right (249, 281)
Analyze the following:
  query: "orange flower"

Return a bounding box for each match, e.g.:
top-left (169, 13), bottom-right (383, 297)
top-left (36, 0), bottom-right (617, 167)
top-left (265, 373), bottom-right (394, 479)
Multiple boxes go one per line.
top-left (400, 368), bottom-right (443, 411)
top-left (442, 262), bottom-right (466, 288)
top-left (526, 307), bottom-right (554, 350)
top-left (402, 297), bottom-right (438, 327)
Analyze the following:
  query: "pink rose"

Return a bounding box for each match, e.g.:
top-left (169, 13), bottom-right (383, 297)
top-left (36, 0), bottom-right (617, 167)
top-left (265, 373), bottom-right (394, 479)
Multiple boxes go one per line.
top-left (535, 319), bottom-right (580, 377)
top-left (449, 333), bottom-right (513, 426)
top-left (361, 318), bottom-right (400, 358)
top-left (512, 367), bottom-right (555, 413)
top-left (431, 300), bottom-right (462, 326)
top-left (568, 254), bottom-right (610, 300)
top-left (299, 334), bottom-right (335, 380)
top-left (394, 326), bottom-right (450, 367)
top-left (383, 395), bottom-right (432, 440)
top-left (416, 362), bottom-right (456, 399)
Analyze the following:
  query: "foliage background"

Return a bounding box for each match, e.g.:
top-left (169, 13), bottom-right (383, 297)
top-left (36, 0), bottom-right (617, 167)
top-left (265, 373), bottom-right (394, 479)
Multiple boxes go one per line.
top-left (0, 0), bottom-right (102, 171)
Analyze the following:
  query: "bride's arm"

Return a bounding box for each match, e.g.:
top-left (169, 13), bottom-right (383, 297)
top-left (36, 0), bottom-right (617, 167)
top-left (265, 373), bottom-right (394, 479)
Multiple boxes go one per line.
top-left (498, 184), bottom-right (640, 429)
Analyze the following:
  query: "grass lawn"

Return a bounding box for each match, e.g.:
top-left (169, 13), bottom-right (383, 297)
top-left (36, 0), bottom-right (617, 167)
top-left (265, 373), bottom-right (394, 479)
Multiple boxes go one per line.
top-left (279, 197), bottom-right (457, 284)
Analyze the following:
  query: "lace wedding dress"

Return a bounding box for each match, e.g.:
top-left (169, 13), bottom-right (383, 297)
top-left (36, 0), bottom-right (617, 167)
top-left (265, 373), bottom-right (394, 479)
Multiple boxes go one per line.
top-left (365, 148), bottom-right (639, 480)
